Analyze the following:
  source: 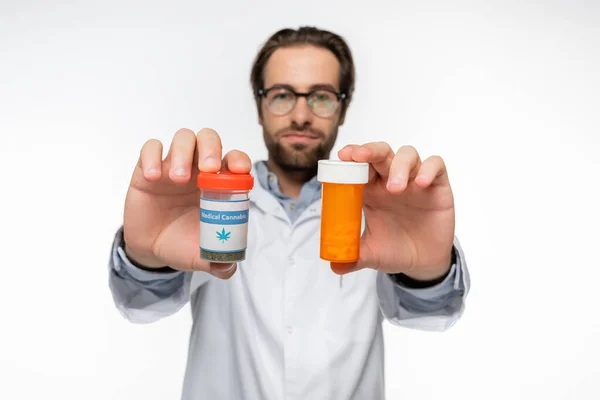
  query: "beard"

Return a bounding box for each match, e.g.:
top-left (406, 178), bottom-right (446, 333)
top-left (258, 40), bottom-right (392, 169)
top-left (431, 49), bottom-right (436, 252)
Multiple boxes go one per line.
top-left (263, 123), bottom-right (338, 173)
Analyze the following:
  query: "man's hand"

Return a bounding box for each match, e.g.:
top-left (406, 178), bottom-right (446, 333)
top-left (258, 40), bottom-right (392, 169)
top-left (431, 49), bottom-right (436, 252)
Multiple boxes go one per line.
top-left (122, 128), bottom-right (252, 279)
top-left (332, 142), bottom-right (455, 281)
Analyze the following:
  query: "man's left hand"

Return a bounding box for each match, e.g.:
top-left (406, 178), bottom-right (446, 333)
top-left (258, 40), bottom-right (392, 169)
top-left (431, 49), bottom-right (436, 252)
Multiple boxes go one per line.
top-left (332, 142), bottom-right (455, 281)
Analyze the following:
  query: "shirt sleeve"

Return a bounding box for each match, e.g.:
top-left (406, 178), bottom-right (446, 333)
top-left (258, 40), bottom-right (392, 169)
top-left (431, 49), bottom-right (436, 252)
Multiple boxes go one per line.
top-left (376, 236), bottom-right (470, 332)
top-left (108, 226), bottom-right (196, 324)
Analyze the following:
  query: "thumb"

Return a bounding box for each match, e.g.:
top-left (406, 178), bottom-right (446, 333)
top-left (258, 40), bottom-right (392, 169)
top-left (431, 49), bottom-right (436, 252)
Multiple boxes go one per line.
top-left (329, 241), bottom-right (378, 275)
top-left (209, 262), bottom-right (238, 279)
top-left (330, 261), bottom-right (361, 275)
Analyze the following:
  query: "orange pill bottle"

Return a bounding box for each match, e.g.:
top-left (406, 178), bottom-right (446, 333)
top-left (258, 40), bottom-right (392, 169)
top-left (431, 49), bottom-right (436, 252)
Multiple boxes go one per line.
top-left (317, 160), bottom-right (369, 263)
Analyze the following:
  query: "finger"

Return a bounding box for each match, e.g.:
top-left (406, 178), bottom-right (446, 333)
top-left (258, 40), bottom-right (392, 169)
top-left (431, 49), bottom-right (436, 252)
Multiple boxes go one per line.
top-left (196, 128), bottom-right (223, 172)
top-left (338, 144), bottom-right (382, 181)
top-left (330, 262), bottom-right (363, 275)
top-left (165, 128), bottom-right (196, 183)
top-left (138, 139), bottom-right (163, 181)
top-left (221, 150), bottom-right (252, 174)
top-left (329, 240), bottom-right (378, 275)
top-left (210, 262), bottom-right (237, 279)
top-left (386, 145), bottom-right (422, 193)
top-left (341, 142), bottom-right (395, 180)
top-left (415, 155), bottom-right (449, 188)
top-left (337, 144), bottom-right (359, 161)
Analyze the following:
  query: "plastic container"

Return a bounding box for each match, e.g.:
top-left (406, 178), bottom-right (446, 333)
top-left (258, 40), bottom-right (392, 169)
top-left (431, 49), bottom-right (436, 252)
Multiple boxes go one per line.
top-left (317, 160), bottom-right (369, 263)
top-left (196, 171), bottom-right (254, 263)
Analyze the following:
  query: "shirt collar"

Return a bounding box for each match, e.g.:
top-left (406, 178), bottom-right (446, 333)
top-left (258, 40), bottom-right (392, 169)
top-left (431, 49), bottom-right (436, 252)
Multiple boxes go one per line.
top-left (254, 160), bottom-right (320, 200)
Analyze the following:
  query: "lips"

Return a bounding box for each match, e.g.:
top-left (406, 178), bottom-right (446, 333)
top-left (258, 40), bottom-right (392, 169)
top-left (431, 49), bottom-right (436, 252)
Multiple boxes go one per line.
top-left (282, 131), bottom-right (320, 139)
top-left (281, 130), bottom-right (322, 144)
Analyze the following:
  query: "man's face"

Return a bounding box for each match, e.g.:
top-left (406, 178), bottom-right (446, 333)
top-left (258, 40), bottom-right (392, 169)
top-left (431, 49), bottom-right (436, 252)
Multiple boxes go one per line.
top-left (259, 45), bottom-right (346, 172)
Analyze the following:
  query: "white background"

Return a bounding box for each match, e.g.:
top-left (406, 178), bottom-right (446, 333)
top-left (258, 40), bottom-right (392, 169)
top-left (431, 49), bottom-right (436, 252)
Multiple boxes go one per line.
top-left (1, 0), bottom-right (599, 399)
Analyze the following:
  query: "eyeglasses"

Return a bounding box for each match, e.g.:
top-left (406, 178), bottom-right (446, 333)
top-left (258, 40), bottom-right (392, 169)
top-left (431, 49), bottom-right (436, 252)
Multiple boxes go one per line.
top-left (257, 86), bottom-right (347, 118)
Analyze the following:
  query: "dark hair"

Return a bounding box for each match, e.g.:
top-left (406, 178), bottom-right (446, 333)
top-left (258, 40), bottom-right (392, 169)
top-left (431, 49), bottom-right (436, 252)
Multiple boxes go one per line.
top-left (250, 26), bottom-right (355, 116)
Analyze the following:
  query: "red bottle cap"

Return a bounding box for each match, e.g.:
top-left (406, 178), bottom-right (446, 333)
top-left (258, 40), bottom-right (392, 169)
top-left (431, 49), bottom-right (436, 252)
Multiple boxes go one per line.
top-left (196, 171), bottom-right (254, 191)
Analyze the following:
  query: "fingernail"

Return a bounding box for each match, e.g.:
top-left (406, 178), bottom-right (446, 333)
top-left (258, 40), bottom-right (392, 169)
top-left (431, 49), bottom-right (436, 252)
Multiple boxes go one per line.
top-left (202, 156), bottom-right (219, 168)
top-left (389, 177), bottom-right (403, 186)
top-left (213, 263), bottom-right (235, 272)
top-left (173, 166), bottom-right (186, 176)
top-left (224, 263), bottom-right (236, 272)
top-left (146, 167), bottom-right (159, 175)
top-left (415, 175), bottom-right (428, 185)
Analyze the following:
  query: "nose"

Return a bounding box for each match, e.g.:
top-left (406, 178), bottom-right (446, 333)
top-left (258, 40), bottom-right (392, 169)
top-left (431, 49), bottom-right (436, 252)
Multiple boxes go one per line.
top-left (290, 96), bottom-right (313, 126)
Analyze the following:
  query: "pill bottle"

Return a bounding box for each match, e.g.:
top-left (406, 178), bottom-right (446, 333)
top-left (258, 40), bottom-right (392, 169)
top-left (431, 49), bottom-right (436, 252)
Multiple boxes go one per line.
top-left (196, 171), bottom-right (254, 263)
top-left (317, 160), bottom-right (369, 263)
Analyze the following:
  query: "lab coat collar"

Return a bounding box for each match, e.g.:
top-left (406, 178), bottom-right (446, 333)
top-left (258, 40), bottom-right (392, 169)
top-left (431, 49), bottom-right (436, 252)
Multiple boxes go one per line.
top-left (249, 163), bottom-right (322, 224)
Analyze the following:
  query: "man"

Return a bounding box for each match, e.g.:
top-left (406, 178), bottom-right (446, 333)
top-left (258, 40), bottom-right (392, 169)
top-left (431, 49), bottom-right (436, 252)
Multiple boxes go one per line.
top-left (109, 26), bottom-right (470, 399)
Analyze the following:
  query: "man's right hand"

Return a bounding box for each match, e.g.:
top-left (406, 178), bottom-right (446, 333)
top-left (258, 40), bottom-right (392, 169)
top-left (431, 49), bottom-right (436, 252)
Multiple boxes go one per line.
top-left (122, 128), bottom-right (252, 279)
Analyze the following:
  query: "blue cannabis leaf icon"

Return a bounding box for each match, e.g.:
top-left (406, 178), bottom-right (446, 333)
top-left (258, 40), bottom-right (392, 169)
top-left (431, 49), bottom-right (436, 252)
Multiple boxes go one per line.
top-left (216, 227), bottom-right (231, 243)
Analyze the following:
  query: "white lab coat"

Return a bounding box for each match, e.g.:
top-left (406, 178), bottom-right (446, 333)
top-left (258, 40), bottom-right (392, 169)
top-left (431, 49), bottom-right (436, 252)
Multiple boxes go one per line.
top-left (109, 166), bottom-right (470, 400)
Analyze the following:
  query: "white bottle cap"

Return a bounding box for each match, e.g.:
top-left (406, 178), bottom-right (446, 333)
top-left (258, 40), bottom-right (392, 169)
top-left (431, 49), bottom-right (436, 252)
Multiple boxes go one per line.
top-left (317, 160), bottom-right (369, 184)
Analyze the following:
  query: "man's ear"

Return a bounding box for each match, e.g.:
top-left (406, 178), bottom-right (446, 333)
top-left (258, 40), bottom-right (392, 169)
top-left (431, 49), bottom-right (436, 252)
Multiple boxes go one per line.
top-left (256, 100), bottom-right (263, 125)
top-left (338, 100), bottom-right (350, 126)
